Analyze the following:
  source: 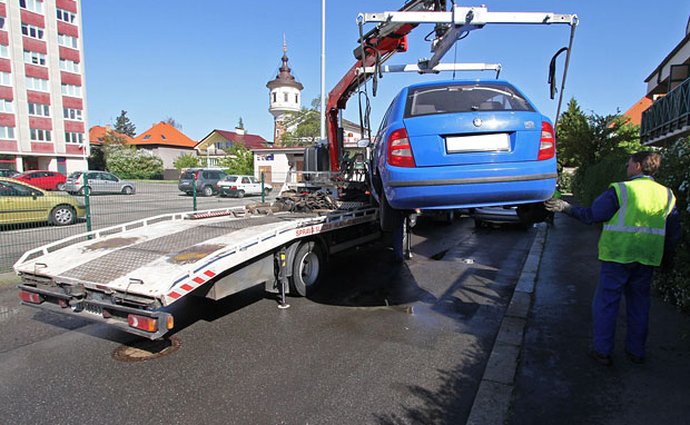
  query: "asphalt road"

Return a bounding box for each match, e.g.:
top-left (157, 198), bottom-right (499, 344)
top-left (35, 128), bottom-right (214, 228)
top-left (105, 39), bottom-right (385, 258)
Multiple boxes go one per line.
top-left (0, 182), bottom-right (275, 271)
top-left (0, 217), bottom-right (535, 425)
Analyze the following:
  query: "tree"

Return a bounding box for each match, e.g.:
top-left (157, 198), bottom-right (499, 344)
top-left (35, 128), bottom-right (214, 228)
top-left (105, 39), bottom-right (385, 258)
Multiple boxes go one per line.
top-left (216, 143), bottom-right (254, 175)
top-left (173, 153), bottom-right (201, 170)
top-left (556, 98), bottom-right (641, 169)
top-left (164, 117), bottom-right (182, 129)
top-left (107, 148), bottom-right (164, 179)
top-left (114, 110), bottom-right (136, 137)
top-left (279, 97), bottom-right (321, 147)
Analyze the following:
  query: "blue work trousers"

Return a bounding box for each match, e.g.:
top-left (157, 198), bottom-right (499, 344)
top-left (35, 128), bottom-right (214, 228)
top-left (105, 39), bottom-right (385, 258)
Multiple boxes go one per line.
top-left (592, 261), bottom-right (654, 357)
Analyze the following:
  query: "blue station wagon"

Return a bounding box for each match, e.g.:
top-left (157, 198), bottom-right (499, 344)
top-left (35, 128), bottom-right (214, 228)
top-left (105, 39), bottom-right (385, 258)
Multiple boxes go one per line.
top-left (370, 79), bottom-right (557, 226)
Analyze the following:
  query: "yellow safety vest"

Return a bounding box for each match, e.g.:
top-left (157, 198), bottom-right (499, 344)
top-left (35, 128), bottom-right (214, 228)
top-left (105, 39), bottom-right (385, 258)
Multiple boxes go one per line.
top-left (598, 176), bottom-right (675, 266)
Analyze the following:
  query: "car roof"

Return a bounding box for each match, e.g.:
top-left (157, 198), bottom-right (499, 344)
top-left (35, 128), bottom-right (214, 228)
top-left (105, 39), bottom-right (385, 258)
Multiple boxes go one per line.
top-left (0, 176), bottom-right (45, 191)
top-left (404, 79), bottom-right (518, 90)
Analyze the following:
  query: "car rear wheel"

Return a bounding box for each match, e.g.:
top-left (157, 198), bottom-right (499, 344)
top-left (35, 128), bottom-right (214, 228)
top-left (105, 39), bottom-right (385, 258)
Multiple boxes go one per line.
top-left (50, 205), bottom-right (76, 226)
top-left (202, 186), bottom-right (214, 197)
top-left (56, 183), bottom-right (65, 191)
top-left (263, 187), bottom-right (271, 196)
top-left (121, 186), bottom-right (134, 195)
top-left (379, 192), bottom-right (396, 232)
top-left (290, 241), bottom-right (325, 297)
top-left (236, 190), bottom-right (245, 198)
top-left (77, 186), bottom-right (90, 196)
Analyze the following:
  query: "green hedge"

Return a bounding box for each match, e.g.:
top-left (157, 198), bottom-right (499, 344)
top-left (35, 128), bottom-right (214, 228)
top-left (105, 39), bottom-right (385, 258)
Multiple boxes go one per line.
top-left (571, 151), bottom-right (629, 206)
top-left (654, 138), bottom-right (690, 311)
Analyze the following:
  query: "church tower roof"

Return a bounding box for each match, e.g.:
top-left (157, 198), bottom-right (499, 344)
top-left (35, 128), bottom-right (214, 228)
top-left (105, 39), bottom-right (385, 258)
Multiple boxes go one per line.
top-left (266, 36), bottom-right (304, 91)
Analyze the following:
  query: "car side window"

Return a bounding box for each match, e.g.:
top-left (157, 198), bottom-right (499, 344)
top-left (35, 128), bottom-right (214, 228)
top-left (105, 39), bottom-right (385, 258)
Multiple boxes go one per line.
top-left (202, 171), bottom-right (210, 179)
top-left (249, 177), bottom-right (258, 184)
top-left (242, 177), bottom-right (250, 184)
top-left (103, 173), bottom-right (118, 182)
top-left (2, 181), bottom-right (36, 196)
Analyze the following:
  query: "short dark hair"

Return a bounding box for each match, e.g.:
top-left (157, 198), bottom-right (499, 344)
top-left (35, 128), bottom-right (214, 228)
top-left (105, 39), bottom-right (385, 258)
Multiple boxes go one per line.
top-left (630, 151), bottom-right (661, 176)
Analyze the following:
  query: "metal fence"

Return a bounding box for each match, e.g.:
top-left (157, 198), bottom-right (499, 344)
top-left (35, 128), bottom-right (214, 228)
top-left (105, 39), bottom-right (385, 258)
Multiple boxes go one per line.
top-left (641, 77), bottom-right (690, 144)
top-left (0, 180), bottom-right (275, 272)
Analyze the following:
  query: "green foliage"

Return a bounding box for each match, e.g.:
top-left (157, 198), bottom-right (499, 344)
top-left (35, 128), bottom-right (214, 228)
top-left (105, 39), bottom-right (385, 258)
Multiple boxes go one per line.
top-left (173, 153), bottom-right (201, 170)
top-left (106, 147), bottom-right (164, 180)
top-left (654, 137), bottom-right (690, 311)
top-left (216, 143), bottom-right (254, 175)
top-left (556, 98), bottom-right (642, 169)
top-left (114, 110), bottom-right (136, 137)
top-left (279, 97), bottom-right (321, 147)
top-left (164, 117), bottom-right (182, 129)
top-left (571, 150), bottom-right (630, 206)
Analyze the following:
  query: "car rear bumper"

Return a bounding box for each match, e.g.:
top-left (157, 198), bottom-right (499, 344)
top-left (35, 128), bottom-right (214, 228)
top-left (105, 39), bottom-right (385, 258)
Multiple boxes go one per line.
top-left (383, 161), bottom-right (557, 210)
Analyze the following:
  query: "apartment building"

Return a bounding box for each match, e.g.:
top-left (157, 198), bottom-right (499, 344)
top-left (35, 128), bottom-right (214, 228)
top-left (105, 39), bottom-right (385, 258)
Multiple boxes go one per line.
top-left (0, 0), bottom-right (87, 174)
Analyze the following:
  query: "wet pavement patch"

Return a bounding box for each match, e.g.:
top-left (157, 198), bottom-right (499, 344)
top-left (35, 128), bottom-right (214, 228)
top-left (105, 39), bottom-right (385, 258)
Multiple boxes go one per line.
top-left (112, 336), bottom-right (181, 362)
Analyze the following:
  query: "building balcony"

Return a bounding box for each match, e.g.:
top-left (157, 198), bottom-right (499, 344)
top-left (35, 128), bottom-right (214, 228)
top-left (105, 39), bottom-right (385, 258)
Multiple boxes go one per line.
top-left (641, 77), bottom-right (690, 145)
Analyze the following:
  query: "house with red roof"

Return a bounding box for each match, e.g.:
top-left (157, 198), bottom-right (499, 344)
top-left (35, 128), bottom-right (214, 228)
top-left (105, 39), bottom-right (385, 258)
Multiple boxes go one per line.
top-left (131, 122), bottom-right (198, 179)
top-left (195, 127), bottom-right (270, 168)
top-left (88, 125), bottom-right (133, 146)
top-left (621, 97), bottom-right (653, 127)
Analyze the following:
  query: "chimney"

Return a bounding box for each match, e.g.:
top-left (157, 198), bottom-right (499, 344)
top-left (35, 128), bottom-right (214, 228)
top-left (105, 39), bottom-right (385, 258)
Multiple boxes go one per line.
top-left (235, 126), bottom-right (245, 135)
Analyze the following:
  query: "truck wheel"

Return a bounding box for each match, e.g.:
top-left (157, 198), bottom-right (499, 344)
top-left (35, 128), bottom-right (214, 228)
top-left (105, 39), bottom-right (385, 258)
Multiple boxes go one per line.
top-left (290, 241), bottom-right (324, 297)
top-left (236, 190), bottom-right (245, 198)
top-left (50, 205), bottom-right (76, 226)
top-left (202, 186), bottom-right (214, 197)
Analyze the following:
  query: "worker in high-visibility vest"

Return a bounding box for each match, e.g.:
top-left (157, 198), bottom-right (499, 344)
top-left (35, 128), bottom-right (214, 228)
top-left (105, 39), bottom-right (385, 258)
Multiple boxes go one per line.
top-left (545, 152), bottom-right (681, 366)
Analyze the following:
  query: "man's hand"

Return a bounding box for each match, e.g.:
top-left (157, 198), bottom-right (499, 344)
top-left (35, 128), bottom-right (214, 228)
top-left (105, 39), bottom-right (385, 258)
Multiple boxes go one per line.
top-left (544, 198), bottom-right (572, 214)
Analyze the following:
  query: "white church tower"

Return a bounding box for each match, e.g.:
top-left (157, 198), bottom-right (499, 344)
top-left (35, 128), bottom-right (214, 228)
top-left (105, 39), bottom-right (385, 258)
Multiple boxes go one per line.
top-left (266, 36), bottom-right (304, 145)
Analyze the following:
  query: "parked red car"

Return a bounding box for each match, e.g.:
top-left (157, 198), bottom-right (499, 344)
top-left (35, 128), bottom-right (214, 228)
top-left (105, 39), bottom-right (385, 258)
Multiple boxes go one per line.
top-left (13, 170), bottom-right (67, 191)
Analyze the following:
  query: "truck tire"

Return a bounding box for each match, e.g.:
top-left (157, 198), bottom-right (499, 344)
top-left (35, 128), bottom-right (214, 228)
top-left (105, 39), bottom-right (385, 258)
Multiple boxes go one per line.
top-left (290, 241), bottom-right (324, 297)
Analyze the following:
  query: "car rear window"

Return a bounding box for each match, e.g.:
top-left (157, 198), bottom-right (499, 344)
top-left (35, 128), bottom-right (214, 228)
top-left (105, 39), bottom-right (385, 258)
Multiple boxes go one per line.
top-left (180, 171), bottom-right (195, 179)
top-left (68, 172), bottom-right (83, 179)
top-left (404, 83), bottom-right (535, 118)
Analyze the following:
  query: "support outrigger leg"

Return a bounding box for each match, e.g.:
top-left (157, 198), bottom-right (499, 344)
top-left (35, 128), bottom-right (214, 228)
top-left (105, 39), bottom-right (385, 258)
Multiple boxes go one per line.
top-left (276, 248), bottom-right (290, 309)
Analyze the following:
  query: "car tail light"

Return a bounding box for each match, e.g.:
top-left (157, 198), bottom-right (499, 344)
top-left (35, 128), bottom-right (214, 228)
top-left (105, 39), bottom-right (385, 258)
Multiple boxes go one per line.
top-left (538, 121), bottom-right (555, 160)
top-left (128, 314), bottom-right (158, 332)
top-left (19, 290), bottom-right (43, 304)
top-left (387, 128), bottom-right (416, 167)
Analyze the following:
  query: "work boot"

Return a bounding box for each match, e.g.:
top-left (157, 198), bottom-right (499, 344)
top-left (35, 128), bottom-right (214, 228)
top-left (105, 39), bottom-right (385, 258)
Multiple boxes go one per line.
top-left (625, 350), bottom-right (645, 364)
top-left (589, 350), bottom-right (613, 366)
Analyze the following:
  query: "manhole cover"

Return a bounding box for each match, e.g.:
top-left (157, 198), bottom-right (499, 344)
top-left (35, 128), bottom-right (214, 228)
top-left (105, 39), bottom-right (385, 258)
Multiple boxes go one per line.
top-left (112, 336), bottom-right (181, 362)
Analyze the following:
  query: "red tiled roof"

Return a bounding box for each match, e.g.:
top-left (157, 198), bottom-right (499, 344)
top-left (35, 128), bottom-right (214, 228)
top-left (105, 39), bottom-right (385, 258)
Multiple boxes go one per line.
top-left (622, 97), bottom-right (653, 126)
top-left (198, 129), bottom-right (269, 150)
top-left (131, 122), bottom-right (197, 148)
top-left (88, 125), bottom-right (132, 145)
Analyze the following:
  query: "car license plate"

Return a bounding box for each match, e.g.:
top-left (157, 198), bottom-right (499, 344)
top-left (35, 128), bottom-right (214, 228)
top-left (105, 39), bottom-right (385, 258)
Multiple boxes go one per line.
top-left (445, 133), bottom-right (510, 153)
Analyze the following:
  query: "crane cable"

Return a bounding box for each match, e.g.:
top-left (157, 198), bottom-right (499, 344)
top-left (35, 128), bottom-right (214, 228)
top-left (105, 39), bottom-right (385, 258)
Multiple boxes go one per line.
top-left (552, 19), bottom-right (578, 129)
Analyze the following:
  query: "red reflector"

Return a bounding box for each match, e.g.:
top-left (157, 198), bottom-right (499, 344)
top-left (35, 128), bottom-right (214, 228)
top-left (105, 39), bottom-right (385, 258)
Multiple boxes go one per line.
top-left (387, 128), bottom-right (416, 167)
top-left (128, 314), bottom-right (158, 332)
top-left (19, 290), bottom-right (43, 304)
top-left (538, 121), bottom-right (556, 160)
top-left (58, 299), bottom-right (69, 308)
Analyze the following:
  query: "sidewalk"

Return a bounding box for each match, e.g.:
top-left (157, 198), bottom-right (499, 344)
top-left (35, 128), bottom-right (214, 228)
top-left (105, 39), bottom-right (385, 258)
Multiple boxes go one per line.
top-left (508, 214), bottom-right (690, 425)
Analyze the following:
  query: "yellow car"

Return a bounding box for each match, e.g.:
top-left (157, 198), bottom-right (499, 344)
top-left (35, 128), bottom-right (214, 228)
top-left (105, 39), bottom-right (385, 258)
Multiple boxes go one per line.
top-left (0, 177), bottom-right (86, 226)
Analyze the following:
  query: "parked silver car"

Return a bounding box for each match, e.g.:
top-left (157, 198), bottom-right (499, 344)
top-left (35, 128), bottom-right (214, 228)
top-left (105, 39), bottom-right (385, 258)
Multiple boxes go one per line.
top-left (64, 171), bottom-right (136, 195)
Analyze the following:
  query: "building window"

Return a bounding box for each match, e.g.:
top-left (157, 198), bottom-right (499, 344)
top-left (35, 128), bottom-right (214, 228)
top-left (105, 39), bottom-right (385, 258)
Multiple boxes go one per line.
top-left (30, 128), bottom-right (51, 142)
top-left (0, 99), bottom-right (13, 113)
top-left (65, 131), bottom-right (83, 144)
top-left (21, 24), bottom-right (44, 40)
top-left (0, 126), bottom-right (15, 139)
top-left (272, 92), bottom-right (276, 103)
top-left (0, 72), bottom-right (11, 86)
top-left (143, 135), bottom-right (151, 140)
top-left (56, 9), bottom-right (76, 24)
top-left (0, 45), bottom-right (8, 59)
top-left (61, 84), bottom-right (82, 97)
top-left (28, 103), bottom-right (50, 117)
top-left (57, 34), bottom-right (78, 49)
top-left (26, 77), bottom-right (49, 92)
top-left (24, 50), bottom-right (46, 66)
top-left (0, 17), bottom-right (5, 30)
top-left (295, 94), bottom-right (298, 104)
top-left (20, 0), bottom-right (44, 14)
top-left (63, 107), bottom-right (82, 121)
top-left (284, 93), bottom-right (288, 102)
top-left (59, 59), bottom-right (79, 73)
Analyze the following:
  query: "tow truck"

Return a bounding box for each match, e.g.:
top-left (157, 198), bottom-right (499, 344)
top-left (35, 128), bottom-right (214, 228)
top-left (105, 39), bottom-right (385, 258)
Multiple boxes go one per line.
top-left (14, 1), bottom-right (578, 339)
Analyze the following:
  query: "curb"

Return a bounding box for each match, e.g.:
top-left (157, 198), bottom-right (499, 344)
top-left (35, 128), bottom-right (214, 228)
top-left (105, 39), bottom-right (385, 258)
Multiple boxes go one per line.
top-left (466, 223), bottom-right (547, 425)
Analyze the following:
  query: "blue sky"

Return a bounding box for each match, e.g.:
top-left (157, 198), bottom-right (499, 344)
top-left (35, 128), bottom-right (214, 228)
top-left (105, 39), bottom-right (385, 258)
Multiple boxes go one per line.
top-left (82, 0), bottom-right (690, 142)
